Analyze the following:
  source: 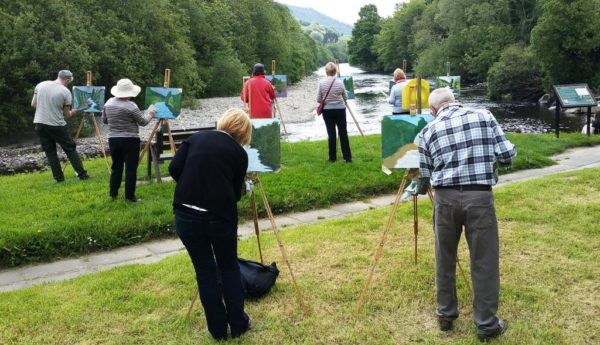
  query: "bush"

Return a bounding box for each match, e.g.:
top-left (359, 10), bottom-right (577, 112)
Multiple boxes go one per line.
top-left (487, 44), bottom-right (544, 101)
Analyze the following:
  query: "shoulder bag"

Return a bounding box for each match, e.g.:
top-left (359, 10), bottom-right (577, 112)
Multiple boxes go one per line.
top-left (317, 79), bottom-right (336, 115)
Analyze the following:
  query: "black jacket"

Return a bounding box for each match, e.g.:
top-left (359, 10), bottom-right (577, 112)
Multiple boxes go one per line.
top-left (169, 131), bottom-right (248, 225)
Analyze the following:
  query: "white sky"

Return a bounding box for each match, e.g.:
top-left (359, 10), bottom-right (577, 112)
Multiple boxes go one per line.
top-left (276, 0), bottom-right (404, 25)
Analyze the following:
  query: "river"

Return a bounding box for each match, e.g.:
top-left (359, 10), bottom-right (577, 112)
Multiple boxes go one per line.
top-left (283, 63), bottom-right (586, 142)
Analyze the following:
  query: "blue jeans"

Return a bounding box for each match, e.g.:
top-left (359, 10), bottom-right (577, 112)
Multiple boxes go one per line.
top-left (174, 206), bottom-right (249, 340)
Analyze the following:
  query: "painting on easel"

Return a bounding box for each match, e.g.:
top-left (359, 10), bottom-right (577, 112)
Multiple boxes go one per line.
top-left (436, 76), bottom-right (461, 96)
top-left (144, 87), bottom-right (182, 119)
top-left (246, 119), bottom-right (280, 173)
top-left (381, 114), bottom-right (434, 174)
top-left (338, 76), bottom-right (355, 99)
top-left (73, 86), bottom-right (105, 113)
top-left (266, 75), bottom-right (288, 98)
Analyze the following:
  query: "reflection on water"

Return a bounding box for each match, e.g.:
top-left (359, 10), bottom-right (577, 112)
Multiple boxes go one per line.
top-left (284, 64), bottom-right (589, 142)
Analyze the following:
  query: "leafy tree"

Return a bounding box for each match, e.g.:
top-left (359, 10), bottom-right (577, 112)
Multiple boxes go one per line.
top-left (487, 44), bottom-right (543, 101)
top-left (348, 4), bottom-right (382, 71)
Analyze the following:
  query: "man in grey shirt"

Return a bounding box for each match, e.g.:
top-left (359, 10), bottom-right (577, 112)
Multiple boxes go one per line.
top-left (31, 70), bottom-right (88, 182)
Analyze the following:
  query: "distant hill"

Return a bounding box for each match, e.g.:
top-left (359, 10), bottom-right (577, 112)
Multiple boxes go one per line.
top-left (285, 5), bottom-right (353, 35)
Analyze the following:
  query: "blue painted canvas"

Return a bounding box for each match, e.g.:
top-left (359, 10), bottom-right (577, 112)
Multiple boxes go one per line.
top-left (72, 86), bottom-right (105, 113)
top-left (144, 87), bottom-right (182, 119)
top-left (246, 119), bottom-right (280, 173)
top-left (381, 114), bottom-right (434, 174)
top-left (266, 75), bottom-right (288, 98)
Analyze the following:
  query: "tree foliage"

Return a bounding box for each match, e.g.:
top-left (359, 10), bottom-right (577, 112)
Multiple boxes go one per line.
top-left (348, 5), bottom-right (382, 71)
top-left (358, 0), bottom-right (600, 101)
top-left (0, 0), bottom-right (325, 135)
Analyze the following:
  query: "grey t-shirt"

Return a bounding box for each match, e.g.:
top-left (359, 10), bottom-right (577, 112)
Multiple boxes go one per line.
top-left (33, 80), bottom-right (72, 126)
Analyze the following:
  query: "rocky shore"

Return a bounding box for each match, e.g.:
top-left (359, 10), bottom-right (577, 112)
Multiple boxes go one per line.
top-left (0, 75), bottom-right (321, 175)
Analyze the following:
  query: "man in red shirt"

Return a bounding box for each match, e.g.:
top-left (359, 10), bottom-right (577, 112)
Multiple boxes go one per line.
top-left (240, 63), bottom-right (276, 119)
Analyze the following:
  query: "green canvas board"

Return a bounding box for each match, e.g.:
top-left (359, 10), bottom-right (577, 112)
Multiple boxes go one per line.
top-left (246, 119), bottom-right (281, 173)
top-left (266, 75), bottom-right (288, 97)
top-left (437, 76), bottom-right (461, 96)
top-left (144, 87), bottom-right (182, 119)
top-left (381, 114), bottom-right (433, 174)
top-left (338, 76), bottom-right (354, 99)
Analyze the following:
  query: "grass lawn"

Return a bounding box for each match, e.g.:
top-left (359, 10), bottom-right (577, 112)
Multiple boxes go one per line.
top-left (1, 133), bottom-right (600, 268)
top-left (1, 167), bottom-right (599, 344)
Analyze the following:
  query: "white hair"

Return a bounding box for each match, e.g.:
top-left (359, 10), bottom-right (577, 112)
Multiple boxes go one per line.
top-left (428, 88), bottom-right (455, 109)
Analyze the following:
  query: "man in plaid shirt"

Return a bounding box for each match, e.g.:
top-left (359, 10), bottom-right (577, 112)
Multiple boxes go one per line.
top-left (418, 88), bottom-right (516, 342)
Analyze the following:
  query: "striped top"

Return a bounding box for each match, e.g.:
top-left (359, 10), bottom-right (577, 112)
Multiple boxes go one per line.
top-left (316, 77), bottom-right (347, 110)
top-left (101, 97), bottom-right (153, 138)
top-left (418, 103), bottom-right (517, 187)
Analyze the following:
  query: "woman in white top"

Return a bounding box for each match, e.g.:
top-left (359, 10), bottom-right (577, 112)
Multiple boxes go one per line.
top-left (316, 62), bottom-right (352, 163)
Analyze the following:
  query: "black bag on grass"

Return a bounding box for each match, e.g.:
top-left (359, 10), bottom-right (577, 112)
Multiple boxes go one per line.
top-left (238, 257), bottom-right (279, 299)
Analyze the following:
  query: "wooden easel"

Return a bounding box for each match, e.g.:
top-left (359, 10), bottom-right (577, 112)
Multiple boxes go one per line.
top-left (186, 173), bottom-right (309, 319)
top-left (271, 60), bottom-right (288, 135)
top-left (356, 169), bottom-right (473, 312)
top-left (68, 71), bottom-right (110, 173)
top-left (139, 69), bottom-right (176, 169)
top-left (335, 59), bottom-right (367, 139)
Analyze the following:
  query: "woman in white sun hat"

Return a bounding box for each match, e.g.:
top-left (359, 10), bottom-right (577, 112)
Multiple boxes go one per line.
top-left (102, 78), bottom-right (156, 202)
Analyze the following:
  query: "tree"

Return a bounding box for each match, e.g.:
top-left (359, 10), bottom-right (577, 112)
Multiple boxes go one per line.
top-left (348, 4), bottom-right (382, 71)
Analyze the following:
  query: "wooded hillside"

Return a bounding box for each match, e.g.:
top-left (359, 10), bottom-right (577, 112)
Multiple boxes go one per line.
top-left (0, 0), bottom-right (329, 135)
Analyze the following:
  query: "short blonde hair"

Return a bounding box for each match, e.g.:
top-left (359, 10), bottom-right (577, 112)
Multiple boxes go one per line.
top-left (325, 62), bottom-right (337, 76)
top-left (217, 108), bottom-right (252, 146)
top-left (393, 68), bottom-right (406, 81)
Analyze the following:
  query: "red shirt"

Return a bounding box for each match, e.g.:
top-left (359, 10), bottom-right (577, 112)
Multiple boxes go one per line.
top-left (240, 75), bottom-right (276, 119)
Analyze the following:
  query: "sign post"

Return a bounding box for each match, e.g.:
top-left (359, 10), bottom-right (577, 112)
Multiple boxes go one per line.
top-left (552, 84), bottom-right (596, 138)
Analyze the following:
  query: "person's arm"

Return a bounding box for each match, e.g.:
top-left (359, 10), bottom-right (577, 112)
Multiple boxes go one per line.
top-left (168, 140), bottom-right (189, 182)
top-left (388, 85), bottom-right (396, 105)
top-left (234, 150), bottom-right (249, 202)
top-left (491, 115), bottom-right (517, 165)
top-left (31, 94), bottom-right (37, 108)
top-left (268, 83), bottom-right (276, 101)
top-left (63, 105), bottom-right (77, 119)
top-left (101, 107), bottom-right (108, 124)
top-left (131, 104), bottom-right (155, 126)
top-left (316, 81), bottom-right (323, 103)
top-left (240, 81), bottom-right (248, 103)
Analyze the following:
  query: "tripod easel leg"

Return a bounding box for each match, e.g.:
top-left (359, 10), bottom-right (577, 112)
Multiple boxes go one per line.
top-left (254, 174), bottom-right (309, 316)
top-left (273, 99), bottom-right (288, 135)
top-left (413, 193), bottom-right (418, 265)
top-left (356, 171), bottom-right (410, 313)
top-left (250, 191), bottom-right (264, 264)
top-left (186, 287), bottom-right (199, 320)
top-left (139, 120), bottom-right (162, 166)
top-left (90, 114), bottom-right (110, 173)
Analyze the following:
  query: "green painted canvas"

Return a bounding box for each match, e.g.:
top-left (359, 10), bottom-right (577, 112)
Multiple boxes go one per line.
top-left (246, 119), bottom-right (280, 173)
top-left (381, 114), bottom-right (433, 174)
top-left (144, 87), bottom-right (182, 119)
top-left (266, 75), bottom-right (287, 97)
top-left (338, 76), bottom-right (354, 99)
top-left (72, 86), bottom-right (105, 113)
top-left (436, 76), bottom-right (461, 96)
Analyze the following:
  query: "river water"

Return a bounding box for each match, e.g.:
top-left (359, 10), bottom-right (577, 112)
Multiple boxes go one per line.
top-left (283, 63), bottom-right (587, 142)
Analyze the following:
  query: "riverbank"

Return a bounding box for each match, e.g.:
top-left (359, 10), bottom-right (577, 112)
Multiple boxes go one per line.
top-left (0, 75), bottom-right (321, 175)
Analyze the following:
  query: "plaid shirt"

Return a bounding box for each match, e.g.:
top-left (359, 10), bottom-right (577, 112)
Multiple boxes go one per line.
top-left (418, 103), bottom-right (516, 187)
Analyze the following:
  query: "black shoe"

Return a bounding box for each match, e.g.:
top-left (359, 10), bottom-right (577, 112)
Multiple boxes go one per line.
top-left (78, 173), bottom-right (90, 180)
top-left (436, 315), bottom-right (454, 332)
top-left (478, 319), bottom-right (507, 342)
top-left (328, 159), bottom-right (336, 163)
top-left (345, 159), bottom-right (353, 163)
top-left (56, 178), bottom-right (65, 183)
top-left (126, 197), bottom-right (140, 203)
top-left (109, 195), bottom-right (117, 201)
top-left (231, 317), bottom-right (251, 338)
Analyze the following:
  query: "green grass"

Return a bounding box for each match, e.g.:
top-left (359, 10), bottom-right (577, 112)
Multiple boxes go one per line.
top-left (1, 133), bottom-right (600, 267)
top-left (1, 167), bottom-right (599, 344)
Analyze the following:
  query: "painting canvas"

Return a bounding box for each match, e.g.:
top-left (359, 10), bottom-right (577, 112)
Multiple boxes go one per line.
top-left (144, 87), bottom-right (182, 119)
top-left (338, 76), bottom-right (355, 99)
top-left (437, 76), bottom-right (461, 96)
top-left (266, 75), bottom-right (288, 98)
top-left (381, 114), bottom-right (434, 174)
top-left (72, 86), bottom-right (105, 113)
top-left (246, 119), bottom-right (281, 173)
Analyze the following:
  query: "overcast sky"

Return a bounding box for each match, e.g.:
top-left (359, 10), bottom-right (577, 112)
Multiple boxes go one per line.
top-left (275, 0), bottom-right (403, 25)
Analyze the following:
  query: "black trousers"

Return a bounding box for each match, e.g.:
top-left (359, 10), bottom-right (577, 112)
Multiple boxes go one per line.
top-left (108, 137), bottom-right (140, 199)
top-left (174, 207), bottom-right (249, 340)
top-left (322, 108), bottom-right (352, 162)
top-left (35, 123), bottom-right (87, 181)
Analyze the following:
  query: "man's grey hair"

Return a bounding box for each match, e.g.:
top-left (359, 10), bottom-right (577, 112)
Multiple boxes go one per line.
top-left (58, 70), bottom-right (73, 81)
top-left (429, 88), bottom-right (455, 108)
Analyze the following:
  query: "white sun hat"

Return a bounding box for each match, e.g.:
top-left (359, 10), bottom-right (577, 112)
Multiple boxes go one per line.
top-left (111, 78), bottom-right (141, 98)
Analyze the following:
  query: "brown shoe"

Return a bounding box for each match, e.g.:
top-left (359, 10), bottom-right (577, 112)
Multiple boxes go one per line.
top-left (478, 319), bottom-right (507, 342)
